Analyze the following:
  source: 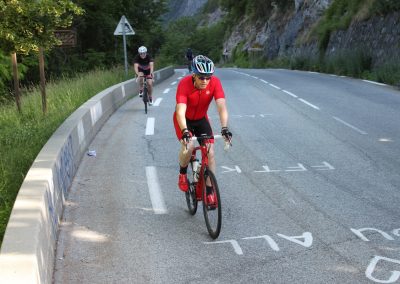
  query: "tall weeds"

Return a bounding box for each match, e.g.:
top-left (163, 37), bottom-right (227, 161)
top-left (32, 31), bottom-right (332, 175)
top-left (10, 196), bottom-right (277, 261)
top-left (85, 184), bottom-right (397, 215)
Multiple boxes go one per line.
top-left (0, 67), bottom-right (127, 243)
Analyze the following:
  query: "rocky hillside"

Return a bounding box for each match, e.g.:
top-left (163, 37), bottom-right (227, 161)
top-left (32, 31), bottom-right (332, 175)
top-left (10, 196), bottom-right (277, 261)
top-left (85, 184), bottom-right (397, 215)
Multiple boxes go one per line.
top-left (162, 0), bottom-right (208, 24)
top-left (163, 0), bottom-right (399, 69)
top-left (222, 0), bottom-right (399, 67)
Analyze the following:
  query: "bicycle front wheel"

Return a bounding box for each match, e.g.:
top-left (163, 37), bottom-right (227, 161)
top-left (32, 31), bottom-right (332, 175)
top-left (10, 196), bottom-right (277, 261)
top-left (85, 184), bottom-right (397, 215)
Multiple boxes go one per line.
top-left (185, 182), bottom-right (198, 215)
top-left (143, 87), bottom-right (148, 114)
top-left (202, 168), bottom-right (221, 239)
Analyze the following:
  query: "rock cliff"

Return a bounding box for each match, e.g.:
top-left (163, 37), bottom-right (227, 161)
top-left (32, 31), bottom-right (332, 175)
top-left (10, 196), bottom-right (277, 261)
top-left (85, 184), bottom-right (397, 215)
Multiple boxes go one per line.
top-left (222, 0), bottom-right (399, 66)
top-left (163, 0), bottom-right (208, 24)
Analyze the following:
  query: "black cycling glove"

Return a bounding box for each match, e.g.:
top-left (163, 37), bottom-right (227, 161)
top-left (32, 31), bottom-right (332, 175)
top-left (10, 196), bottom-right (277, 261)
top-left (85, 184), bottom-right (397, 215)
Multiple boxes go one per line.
top-left (181, 128), bottom-right (192, 143)
top-left (221, 127), bottom-right (232, 141)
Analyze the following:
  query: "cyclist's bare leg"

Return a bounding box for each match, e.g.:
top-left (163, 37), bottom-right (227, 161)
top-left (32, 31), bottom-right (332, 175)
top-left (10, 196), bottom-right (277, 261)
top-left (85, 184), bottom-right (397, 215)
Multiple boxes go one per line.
top-left (147, 79), bottom-right (153, 99)
top-left (206, 144), bottom-right (215, 186)
top-left (179, 141), bottom-right (194, 168)
top-left (139, 76), bottom-right (144, 93)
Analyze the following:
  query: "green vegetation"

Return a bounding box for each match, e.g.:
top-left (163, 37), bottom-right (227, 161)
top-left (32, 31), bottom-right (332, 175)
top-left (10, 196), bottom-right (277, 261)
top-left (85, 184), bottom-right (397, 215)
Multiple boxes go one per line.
top-left (158, 16), bottom-right (226, 66)
top-left (315, 0), bottom-right (400, 51)
top-left (0, 0), bottom-right (167, 101)
top-left (0, 67), bottom-right (129, 243)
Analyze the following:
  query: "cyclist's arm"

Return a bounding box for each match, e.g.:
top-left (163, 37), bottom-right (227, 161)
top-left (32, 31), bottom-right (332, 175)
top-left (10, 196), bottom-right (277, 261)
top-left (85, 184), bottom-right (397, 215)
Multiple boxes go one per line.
top-left (176, 103), bottom-right (188, 131)
top-left (150, 61), bottom-right (154, 75)
top-left (133, 63), bottom-right (140, 76)
top-left (215, 98), bottom-right (228, 128)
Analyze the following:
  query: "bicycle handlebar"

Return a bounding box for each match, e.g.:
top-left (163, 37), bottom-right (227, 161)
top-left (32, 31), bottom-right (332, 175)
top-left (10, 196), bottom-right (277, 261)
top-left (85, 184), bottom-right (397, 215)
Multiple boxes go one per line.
top-left (183, 134), bottom-right (232, 152)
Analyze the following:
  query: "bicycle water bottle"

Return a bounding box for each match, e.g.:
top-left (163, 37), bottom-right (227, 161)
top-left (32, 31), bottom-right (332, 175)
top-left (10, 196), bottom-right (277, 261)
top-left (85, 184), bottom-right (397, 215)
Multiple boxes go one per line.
top-left (192, 159), bottom-right (200, 182)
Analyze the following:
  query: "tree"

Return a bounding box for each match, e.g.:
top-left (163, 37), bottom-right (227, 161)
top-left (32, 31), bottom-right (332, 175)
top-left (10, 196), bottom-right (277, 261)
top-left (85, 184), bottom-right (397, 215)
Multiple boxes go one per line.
top-left (0, 0), bottom-right (83, 113)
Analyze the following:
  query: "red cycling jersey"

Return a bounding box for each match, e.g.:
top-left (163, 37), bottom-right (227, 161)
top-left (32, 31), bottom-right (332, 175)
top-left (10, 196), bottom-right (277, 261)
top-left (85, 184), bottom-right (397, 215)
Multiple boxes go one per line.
top-left (176, 75), bottom-right (225, 120)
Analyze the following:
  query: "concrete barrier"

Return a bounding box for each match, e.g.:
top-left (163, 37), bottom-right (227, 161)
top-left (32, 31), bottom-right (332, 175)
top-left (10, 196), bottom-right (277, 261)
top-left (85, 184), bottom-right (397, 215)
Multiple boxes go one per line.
top-left (0, 66), bottom-right (175, 283)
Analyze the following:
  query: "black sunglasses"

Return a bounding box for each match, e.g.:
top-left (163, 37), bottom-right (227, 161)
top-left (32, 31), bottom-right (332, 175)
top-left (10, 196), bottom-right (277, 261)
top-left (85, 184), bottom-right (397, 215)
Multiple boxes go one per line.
top-left (197, 76), bottom-right (212, 81)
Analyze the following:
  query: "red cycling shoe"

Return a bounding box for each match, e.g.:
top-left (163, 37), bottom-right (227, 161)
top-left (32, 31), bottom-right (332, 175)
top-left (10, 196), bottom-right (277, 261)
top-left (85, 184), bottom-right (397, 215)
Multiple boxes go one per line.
top-left (206, 193), bottom-right (217, 210)
top-left (178, 174), bottom-right (189, 192)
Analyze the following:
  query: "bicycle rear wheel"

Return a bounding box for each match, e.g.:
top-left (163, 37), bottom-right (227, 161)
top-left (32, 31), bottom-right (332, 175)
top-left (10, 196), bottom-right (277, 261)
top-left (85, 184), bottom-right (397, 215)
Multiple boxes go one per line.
top-left (143, 87), bottom-right (148, 114)
top-left (202, 168), bottom-right (221, 239)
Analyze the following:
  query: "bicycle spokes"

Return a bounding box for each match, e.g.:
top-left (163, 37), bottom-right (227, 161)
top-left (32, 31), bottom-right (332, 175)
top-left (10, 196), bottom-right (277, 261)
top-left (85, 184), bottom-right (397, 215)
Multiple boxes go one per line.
top-left (202, 169), bottom-right (221, 239)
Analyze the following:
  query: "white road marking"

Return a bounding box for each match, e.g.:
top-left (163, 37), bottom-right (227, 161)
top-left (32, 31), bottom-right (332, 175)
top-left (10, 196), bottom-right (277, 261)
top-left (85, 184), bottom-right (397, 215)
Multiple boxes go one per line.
top-left (163, 88), bottom-right (170, 94)
top-left (285, 163), bottom-right (307, 172)
top-left (171, 81), bottom-right (177, 85)
top-left (269, 83), bottom-right (281, 90)
top-left (363, 80), bottom-right (387, 86)
top-left (276, 232), bottom-right (313, 247)
top-left (365, 256), bottom-right (400, 283)
top-left (145, 117), bottom-right (155, 135)
top-left (260, 79), bottom-right (269, 84)
top-left (311, 161), bottom-right (335, 170)
top-left (153, 98), bottom-right (162, 106)
top-left (333, 116), bottom-right (367, 135)
top-left (145, 166), bottom-right (167, 214)
top-left (221, 166), bottom-right (242, 173)
top-left (282, 90), bottom-right (298, 98)
top-left (204, 240), bottom-right (243, 255)
top-left (242, 235), bottom-right (280, 251)
top-left (255, 165), bottom-right (281, 173)
top-left (298, 98), bottom-right (320, 110)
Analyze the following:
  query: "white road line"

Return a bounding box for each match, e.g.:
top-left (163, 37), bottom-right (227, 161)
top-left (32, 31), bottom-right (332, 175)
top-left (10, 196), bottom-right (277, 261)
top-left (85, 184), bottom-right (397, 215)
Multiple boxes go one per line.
top-left (269, 84), bottom-right (281, 90)
top-left (282, 90), bottom-right (298, 98)
top-left (145, 166), bottom-right (167, 214)
top-left (298, 98), bottom-right (320, 110)
top-left (363, 80), bottom-right (387, 86)
top-left (333, 116), bottom-right (367, 135)
top-left (260, 79), bottom-right (269, 84)
top-left (171, 81), bottom-right (177, 85)
top-left (163, 88), bottom-right (170, 94)
top-left (145, 117), bottom-right (155, 135)
top-left (153, 98), bottom-right (163, 106)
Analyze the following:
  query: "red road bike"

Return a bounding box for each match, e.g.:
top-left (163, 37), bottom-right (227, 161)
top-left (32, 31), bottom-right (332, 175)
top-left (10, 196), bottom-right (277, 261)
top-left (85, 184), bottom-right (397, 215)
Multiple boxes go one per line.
top-left (185, 135), bottom-right (231, 239)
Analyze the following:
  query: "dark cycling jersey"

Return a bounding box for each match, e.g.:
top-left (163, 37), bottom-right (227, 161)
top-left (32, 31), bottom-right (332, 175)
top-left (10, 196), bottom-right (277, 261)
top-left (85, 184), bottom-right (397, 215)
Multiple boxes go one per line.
top-left (175, 75), bottom-right (225, 120)
top-left (133, 53), bottom-right (154, 75)
top-left (186, 50), bottom-right (193, 61)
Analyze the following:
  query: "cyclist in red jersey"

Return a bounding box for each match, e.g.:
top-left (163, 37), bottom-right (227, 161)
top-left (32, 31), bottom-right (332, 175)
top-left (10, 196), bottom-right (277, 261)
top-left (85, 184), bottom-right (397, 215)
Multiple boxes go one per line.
top-left (173, 55), bottom-right (232, 198)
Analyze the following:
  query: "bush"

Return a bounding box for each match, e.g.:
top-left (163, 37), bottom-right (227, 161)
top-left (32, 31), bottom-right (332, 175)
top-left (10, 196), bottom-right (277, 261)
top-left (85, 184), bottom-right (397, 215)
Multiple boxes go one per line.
top-left (374, 60), bottom-right (400, 86)
top-left (371, 0), bottom-right (400, 15)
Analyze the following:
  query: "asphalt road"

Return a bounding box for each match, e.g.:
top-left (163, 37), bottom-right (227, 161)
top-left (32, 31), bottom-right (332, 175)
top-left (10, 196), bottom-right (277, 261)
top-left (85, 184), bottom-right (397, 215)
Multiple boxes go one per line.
top-left (53, 68), bottom-right (400, 284)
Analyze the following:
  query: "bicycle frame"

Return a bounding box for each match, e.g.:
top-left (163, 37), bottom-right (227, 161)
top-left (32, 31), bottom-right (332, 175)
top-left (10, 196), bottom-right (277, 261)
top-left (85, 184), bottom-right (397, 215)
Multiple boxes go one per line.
top-left (191, 137), bottom-right (211, 201)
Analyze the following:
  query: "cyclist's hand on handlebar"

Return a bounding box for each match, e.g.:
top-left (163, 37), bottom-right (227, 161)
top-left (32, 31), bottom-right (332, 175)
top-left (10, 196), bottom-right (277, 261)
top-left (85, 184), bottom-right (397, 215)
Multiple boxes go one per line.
top-left (181, 128), bottom-right (192, 144)
top-left (221, 127), bottom-right (232, 142)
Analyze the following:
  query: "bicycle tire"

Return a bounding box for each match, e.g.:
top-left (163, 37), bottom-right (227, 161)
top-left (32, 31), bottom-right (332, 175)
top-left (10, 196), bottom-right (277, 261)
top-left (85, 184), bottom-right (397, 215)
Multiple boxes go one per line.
top-left (143, 86), bottom-right (148, 114)
top-left (202, 168), bottom-right (221, 239)
top-left (185, 161), bottom-right (198, 215)
top-left (185, 183), bottom-right (198, 215)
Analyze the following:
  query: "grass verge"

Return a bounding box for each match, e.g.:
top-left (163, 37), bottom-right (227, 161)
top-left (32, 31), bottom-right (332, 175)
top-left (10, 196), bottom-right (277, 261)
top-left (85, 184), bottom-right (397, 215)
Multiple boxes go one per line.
top-left (0, 67), bottom-right (129, 244)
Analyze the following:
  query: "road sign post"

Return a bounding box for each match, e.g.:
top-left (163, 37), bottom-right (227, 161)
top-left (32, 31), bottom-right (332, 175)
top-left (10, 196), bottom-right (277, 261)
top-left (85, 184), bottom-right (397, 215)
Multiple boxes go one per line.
top-left (114, 16), bottom-right (135, 77)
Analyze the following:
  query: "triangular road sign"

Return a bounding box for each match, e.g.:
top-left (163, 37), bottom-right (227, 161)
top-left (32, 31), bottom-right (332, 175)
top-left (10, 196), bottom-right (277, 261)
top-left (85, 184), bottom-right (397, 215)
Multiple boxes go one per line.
top-left (114, 16), bottom-right (135, 36)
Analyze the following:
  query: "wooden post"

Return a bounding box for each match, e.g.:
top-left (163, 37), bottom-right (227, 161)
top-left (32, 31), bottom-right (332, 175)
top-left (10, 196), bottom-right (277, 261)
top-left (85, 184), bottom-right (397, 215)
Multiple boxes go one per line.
top-left (11, 52), bottom-right (21, 112)
top-left (39, 47), bottom-right (47, 114)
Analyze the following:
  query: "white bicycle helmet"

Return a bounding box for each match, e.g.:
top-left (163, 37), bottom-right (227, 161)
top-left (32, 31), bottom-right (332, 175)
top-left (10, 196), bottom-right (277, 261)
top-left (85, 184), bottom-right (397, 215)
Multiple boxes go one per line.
top-left (138, 46), bottom-right (147, 53)
top-left (192, 55), bottom-right (214, 75)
